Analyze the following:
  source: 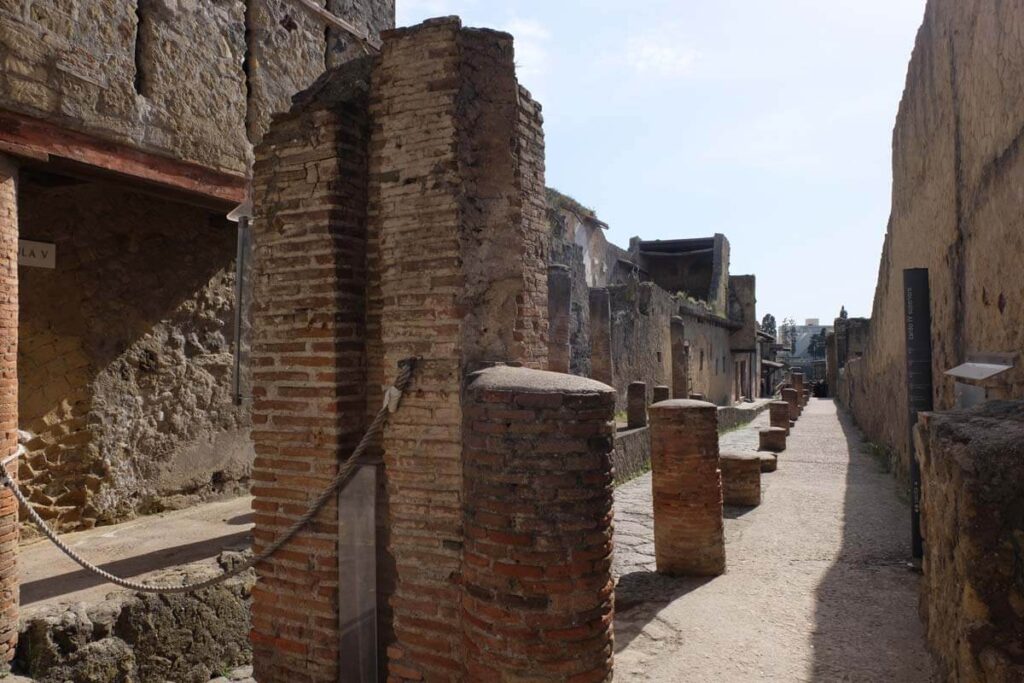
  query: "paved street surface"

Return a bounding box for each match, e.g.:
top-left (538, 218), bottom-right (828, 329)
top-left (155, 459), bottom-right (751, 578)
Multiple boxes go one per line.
top-left (613, 399), bottom-right (936, 682)
top-left (19, 496), bottom-right (252, 618)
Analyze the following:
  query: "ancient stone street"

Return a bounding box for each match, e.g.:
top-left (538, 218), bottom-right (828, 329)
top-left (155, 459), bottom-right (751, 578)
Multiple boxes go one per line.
top-left (613, 400), bottom-right (936, 682)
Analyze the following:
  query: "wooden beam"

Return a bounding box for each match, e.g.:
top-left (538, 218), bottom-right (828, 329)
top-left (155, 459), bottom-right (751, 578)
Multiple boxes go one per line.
top-left (0, 109), bottom-right (247, 204)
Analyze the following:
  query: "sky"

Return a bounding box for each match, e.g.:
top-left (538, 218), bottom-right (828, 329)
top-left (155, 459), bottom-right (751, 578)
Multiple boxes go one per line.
top-left (397, 0), bottom-right (928, 325)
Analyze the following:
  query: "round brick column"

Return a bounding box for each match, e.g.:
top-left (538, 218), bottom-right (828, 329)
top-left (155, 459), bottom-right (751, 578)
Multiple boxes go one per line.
top-left (652, 385), bottom-right (671, 403)
top-left (720, 453), bottom-right (761, 506)
top-left (769, 401), bottom-right (790, 435)
top-left (627, 381), bottom-right (647, 429)
top-left (463, 366), bottom-right (615, 682)
top-left (649, 399), bottom-right (725, 577)
top-left (0, 160), bottom-right (18, 668)
top-left (782, 388), bottom-right (799, 422)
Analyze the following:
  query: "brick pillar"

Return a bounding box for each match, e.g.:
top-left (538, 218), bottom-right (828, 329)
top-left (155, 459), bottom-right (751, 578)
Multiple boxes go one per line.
top-left (0, 158), bottom-right (17, 668)
top-left (769, 401), bottom-right (790, 435)
top-left (463, 366), bottom-right (614, 682)
top-left (627, 381), bottom-right (647, 429)
top-left (792, 372), bottom-right (806, 407)
top-left (782, 388), bottom-right (799, 422)
top-left (547, 264), bottom-right (571, 373)
top-left (589, 288), bottom-right (612, 385)
top-left (370, 19), bottom-right (549, 681)
top-left (249, 60), bottom-right (373, 683)
top-left (653, 385), bottom-right (670, 403)
top-left (649, 400), bottom-right (725, 576)
top-left (670, 316), bottom-right (688, 398)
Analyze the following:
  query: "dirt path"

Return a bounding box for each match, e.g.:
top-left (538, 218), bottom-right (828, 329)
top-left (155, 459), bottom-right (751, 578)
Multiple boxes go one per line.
top-left (613, 399), bottom-right (936, 682)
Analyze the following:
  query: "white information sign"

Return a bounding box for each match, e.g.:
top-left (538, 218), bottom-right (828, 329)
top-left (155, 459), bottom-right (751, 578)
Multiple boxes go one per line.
top-left (18, 240), bottom-right (56, 269)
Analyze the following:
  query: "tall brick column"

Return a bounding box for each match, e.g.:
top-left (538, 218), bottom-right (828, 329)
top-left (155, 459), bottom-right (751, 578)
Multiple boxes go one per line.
top-left (463, 366), bottom-right (614, 682)
top-left (589, 288), bottom-right (613, 385)
top-left (249, 60), bottom-right (374, 683)
top-left (649, 400), bottom-right (725, 576)
top-left (792, 372), bottom-right (806, 407)
top-left (547, 264), bottom-right (572, 373)
top-left (782, 388), bottom-right (800, 422)
top-left (670, 317), bottom-right (688, 398)
top-left (0, 157), bottom-right (17, 667)
top-left (370, 19), bottom-right (549, 681)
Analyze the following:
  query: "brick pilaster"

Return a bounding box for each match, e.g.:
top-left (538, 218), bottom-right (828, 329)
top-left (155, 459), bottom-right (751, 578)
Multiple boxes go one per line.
top-left (670, 317), bottom-right (688, 398)
top-left (547, 264), bottom-right (572, 373)
top-left (369, 18), bottom-right (549, 681)
top-left (249, 59), bottom-right (373, 683)
top-left (463, 366), bottom-right (615, 682)
top-left (0, 157), bottom-right (17, 668)
top-left (649, 399), bottom-right (725, 576)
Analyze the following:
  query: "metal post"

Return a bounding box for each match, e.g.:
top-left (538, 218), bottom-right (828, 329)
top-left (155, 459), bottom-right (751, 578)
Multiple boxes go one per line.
top-left (903, 268), bottom-right (932, 561)
top-left (338, 464), bottom-right (378, 682)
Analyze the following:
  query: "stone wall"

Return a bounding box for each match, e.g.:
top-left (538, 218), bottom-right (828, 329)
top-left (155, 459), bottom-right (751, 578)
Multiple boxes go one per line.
top-left (916, 402), bottom-right (1024, 681)
top-left (841, 0), bottom-right (1024, 480)
top-left (15, 553), bottom-right (254, 683)
top-left (608, 281), bottom-right (672, 410)
top-left (17, 180), bottom-right (249, 531)
top-left (679, 306), bottom-right (735, 406)
top-left (0, 0), bottom-right (393, 175)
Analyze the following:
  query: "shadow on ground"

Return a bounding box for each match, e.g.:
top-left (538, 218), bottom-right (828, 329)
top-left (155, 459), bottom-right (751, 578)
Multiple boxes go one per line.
top-left (613, 572), bottom-right (714, 653)
top-left (22, 530), bottom-right (251, 605)
top-left (809, 404), bottom-right (934, 681)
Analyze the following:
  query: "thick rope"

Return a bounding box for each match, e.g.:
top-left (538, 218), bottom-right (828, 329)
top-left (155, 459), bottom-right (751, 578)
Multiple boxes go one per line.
top-left (0, 359), bottom-right (416, 595)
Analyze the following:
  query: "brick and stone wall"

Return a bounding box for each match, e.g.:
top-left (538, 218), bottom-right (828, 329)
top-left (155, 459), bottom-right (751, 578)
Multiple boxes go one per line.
top-left (0, 0), bottom-right (393, 175)
top-left (463, 366), bottom-right (614, 682)
top-left (0, 157), bottom-right (18, 668)
top-left (838, 0), bottom-right (1024, 481)
top-left (17, 180), bottom-right (249, 531)
top-left (916, 402), bottom-right (1024, 681)
top-left (608, 281), bottom-right (672, 411)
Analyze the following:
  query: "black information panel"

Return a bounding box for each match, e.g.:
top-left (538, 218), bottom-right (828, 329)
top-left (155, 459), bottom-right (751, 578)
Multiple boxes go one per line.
top-left (903, 268), bottom-right (933, 560)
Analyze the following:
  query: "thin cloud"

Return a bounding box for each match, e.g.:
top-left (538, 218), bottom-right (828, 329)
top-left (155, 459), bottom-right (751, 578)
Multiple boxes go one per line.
top-left (626, 33), bottom-right (698, 78)
top-left (502, 18), bottom-right (551, 81)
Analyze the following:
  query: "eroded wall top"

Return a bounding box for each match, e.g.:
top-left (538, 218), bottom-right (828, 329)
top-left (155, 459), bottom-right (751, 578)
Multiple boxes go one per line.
top-left (0, 0), bottom-right (394, 176)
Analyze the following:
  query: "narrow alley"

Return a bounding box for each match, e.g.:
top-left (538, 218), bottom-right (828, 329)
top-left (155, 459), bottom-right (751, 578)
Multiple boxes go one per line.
top-left (613, 401), bottom-right (936, 682)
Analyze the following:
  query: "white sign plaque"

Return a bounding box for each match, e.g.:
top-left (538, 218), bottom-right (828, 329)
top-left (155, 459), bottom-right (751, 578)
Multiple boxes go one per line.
top-left (18, 240), bottom-right (56, 269)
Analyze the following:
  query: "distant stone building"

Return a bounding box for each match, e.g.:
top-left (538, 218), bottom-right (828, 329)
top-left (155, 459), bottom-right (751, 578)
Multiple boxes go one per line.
top-left (0, 0), bottom-right (394, 530)
top-left (547, 192), bottom-right (762, 408)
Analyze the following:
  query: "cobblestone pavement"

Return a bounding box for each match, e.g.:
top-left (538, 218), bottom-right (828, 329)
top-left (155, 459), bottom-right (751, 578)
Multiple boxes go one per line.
top-left (613, 399), bottom-right (936, 682)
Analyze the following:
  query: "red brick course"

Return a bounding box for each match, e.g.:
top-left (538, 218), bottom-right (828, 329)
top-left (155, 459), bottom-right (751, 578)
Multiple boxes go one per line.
top-left (649, 399), bottom-right (725, 577)
top-left (0, 159), bottom-right (17, 667)
top-left (249, 60), bottom-right (373, 683)
top-left (463, 366), bottom-right (615, 683)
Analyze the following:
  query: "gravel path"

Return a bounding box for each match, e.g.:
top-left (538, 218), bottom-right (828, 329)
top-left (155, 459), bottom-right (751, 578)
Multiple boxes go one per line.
top-left (613, 399), bottom-right (936, 682)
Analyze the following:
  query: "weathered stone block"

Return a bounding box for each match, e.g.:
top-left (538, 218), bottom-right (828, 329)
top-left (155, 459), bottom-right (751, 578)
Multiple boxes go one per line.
top-left (917, 402), bottom-right (1024, 682)
top-left (758, 427), bottom-right (786, 453)
top-left (720, 452), bottom-right (761, 506)
top-left (653, 385), bottom-right (671, 403)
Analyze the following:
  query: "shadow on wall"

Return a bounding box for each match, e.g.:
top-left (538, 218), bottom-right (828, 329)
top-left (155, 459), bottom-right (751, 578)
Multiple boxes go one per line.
top-left (17, 174), bottom-right (251, 532)
top-left (809, 409), bottom-right (933, 681)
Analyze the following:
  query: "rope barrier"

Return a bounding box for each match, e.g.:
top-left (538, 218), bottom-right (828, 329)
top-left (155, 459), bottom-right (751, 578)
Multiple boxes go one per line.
top-left (0, 358), bottom-right (417, 595)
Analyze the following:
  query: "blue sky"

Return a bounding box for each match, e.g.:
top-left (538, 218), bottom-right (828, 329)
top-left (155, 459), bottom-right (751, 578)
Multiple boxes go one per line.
top-left (397, 0), bottom-right (927, 324)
